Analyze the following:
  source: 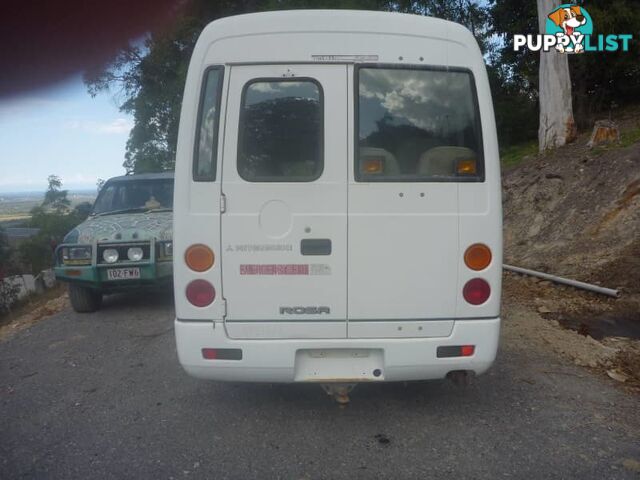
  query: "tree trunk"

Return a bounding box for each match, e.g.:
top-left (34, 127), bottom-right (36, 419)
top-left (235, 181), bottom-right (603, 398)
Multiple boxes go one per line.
top-left (537, 0), bottom-right (578, 152)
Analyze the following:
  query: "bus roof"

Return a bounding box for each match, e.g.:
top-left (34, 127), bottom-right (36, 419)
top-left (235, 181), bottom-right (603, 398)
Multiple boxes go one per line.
top-left (193, 10), bottom-right (480, 67)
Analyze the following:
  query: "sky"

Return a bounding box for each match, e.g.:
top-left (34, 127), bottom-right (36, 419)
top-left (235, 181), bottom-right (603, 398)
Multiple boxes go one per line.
top-left (0, 77), bottom-right (132, 193)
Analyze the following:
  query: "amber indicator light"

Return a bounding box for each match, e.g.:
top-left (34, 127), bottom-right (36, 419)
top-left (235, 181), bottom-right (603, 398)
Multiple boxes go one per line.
top-left (185, 244), bottom-right (215, 272)
top-left (464, 244), bottom-right (492, 271)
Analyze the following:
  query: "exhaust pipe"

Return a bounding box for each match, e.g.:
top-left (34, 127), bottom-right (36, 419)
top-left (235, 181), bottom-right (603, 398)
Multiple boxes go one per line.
top-left (446, 370), bottom-right (470, 387)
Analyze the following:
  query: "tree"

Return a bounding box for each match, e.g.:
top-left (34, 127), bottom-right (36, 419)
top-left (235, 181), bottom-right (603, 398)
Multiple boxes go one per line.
top-left (42, 175), bottom-right (70, 213)
top-left (21, 176), bottom-right (85, 274)
top-left (85, 0), bottom-right (491, 173)
top-left (537, 0), bottom-right (577, 151)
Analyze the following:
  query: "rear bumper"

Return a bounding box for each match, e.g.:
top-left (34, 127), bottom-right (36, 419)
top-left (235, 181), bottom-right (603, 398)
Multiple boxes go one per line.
top-left (175, 317), bottom-right (500, 383)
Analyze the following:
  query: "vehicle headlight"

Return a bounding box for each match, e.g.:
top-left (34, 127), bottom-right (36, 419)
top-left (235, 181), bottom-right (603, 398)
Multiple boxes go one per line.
top-left (127, 247), bottom-right (144, 262)
top-left (62, 246), bottom-right (92, 264)
top-left (103, 248), bottom-right (119, 263)
top-left (158, 241), bottom-right (173, 260)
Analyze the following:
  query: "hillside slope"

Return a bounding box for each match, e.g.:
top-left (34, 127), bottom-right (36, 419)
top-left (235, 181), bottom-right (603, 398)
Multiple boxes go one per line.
top-left (503, 124), bottom-right (640, 297)
top-left (502, 116), bottom-right (640, 388)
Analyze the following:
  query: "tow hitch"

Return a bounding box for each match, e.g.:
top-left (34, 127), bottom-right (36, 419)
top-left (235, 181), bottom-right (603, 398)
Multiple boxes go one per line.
top-left (321, 383), bottom-right (356, 405)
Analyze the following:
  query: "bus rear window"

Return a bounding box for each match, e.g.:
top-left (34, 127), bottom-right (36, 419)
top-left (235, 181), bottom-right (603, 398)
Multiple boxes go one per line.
top-left (238, 79), bottom-right (323, 182)
top-left (356, 67), bottom-right (484, 182)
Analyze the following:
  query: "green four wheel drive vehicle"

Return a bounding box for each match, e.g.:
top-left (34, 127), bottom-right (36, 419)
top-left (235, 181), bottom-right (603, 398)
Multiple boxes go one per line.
top-left (54, 172), bottom-right (174, 312)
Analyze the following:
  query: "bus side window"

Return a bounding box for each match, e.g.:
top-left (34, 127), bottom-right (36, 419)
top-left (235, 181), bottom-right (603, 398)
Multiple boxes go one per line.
top-left (193, 67), bottom-right (224, 181)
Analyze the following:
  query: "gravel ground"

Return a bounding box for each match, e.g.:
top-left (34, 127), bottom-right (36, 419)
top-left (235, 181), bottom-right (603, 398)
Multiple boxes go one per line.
top-left (1, 290), bottom-right (639, 479)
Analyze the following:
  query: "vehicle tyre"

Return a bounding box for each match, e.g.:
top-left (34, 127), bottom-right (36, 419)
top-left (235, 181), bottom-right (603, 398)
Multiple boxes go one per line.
top-left (68, 284), bottom-right (102, 313)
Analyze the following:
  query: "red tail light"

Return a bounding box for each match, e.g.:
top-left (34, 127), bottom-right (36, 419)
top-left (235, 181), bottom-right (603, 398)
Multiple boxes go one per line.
top-left (202, 348), bottom-right (242, 360)
top-left (460, 345), bottom-right (475, 356)
top-left (437, 345), bottom-right (476, 358)
top-left (463, 278), bottom-right (490, 305)
top-left (186, 279), bottom-right (215, 307)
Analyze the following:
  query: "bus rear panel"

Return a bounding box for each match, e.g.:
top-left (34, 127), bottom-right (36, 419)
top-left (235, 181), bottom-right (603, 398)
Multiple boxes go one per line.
top-left (173, 10), bottom-right (502, 384)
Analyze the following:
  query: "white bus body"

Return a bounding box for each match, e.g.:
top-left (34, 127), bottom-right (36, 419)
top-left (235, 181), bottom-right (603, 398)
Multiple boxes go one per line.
top-left (173, 10), bottom-right (502, 384)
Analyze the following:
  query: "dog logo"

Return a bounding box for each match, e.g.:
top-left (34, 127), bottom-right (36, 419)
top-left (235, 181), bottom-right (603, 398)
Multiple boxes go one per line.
top-left (545, 4), bottom-right (593, 54)
top-left (514, 4), bottom-right (633, 54)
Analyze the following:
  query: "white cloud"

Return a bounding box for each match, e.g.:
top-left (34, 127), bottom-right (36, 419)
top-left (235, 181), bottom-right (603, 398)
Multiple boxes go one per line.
top-left (64, 117), bottom-right (133, 135)
top-left (96, 118), bottom-right (133, 134)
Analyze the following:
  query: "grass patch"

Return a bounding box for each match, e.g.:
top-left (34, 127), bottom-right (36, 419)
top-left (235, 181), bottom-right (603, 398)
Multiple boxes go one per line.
top-left (619, 125), bottom-right (640, 148)
top-left (501, 141), bottom-right (538, 168)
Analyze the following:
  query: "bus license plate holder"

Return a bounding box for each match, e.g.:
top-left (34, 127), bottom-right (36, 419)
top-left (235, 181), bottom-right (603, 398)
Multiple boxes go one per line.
top-left (294, 348), bottom-right (384, 382)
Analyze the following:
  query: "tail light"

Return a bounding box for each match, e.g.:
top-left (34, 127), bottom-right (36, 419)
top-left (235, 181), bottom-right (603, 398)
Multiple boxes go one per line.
top-left (185, 244), bottom-right (215, 272)
top-left (186, 279), bottom-right (215, 307)
top-left (464, 244), bottom-right (492, 271)
top-left (463, 278), bottom-right (491, 305)
top-left (437, 345), bottom-right (475, 358)
top-left (202, 348), bottom-right (243, 360)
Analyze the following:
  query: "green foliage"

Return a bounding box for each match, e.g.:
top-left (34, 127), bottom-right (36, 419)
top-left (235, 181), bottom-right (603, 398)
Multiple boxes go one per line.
top-left (488, 0), bottom-right (540, 149)
top-left (17, 176), bottom-right (90, 275)
top-left (487, 66), bottom-right (538, 148)
top-left (0, 227), bottom-right (9, 264)
top-left (0, 226), bottom-right (22, 279)
top-left (0, 227), bottom-right (21, 313)
top-left (29, 206), bottom-right (81, 241)
top-left (0, 278), bottom-right (20, 314)
top-left (17, 238), bottom-right (54, 276)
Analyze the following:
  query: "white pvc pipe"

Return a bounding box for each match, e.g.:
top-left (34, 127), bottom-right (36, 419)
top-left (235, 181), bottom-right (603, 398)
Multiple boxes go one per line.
top-left (503, 264), bottom-right (620, 298)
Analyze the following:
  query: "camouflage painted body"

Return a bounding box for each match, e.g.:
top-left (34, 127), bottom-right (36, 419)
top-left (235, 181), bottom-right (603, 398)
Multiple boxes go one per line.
top-left (65, 211), bottom-right (172, 244)
top-left (55, 211), bottom-right (173, 291)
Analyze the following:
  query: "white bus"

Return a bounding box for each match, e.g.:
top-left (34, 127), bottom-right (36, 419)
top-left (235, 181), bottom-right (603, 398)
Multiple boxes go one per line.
top-left (173, 10), bottom-right (502, 395)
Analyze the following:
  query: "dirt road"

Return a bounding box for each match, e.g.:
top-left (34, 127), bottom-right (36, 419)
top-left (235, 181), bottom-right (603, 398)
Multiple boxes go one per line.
top-left (1, 288), bottom-right (639, 479)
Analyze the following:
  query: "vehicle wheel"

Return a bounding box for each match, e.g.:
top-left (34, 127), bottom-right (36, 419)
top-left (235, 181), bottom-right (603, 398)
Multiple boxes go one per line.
top-left (68, 284), bottom-right (102, 313)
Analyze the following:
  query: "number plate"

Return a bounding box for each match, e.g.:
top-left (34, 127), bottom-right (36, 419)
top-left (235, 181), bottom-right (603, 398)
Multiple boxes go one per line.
top-left (106, 268), bottom-right (141, 281)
